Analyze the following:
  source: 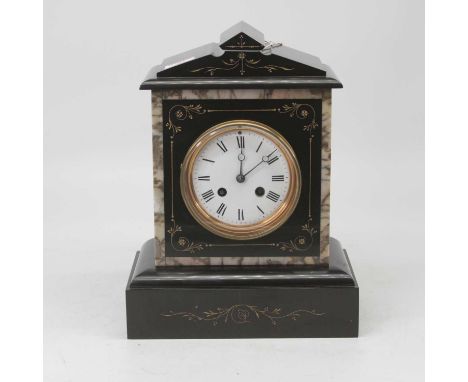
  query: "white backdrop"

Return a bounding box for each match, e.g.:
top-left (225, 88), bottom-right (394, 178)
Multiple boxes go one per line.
top-left (44, 0), bottom-right (424, 381)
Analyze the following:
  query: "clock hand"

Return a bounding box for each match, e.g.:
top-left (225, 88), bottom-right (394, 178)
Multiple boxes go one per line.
top-left (236, 148), bottom-right (246, 183)
top-left (266, 148), bottom-right (277, 158)
top-left (243, 149), bottom-right (277, 177)
top-left (239, 148), bottom-right (245, 176)
top-left (243, 160), bottom-right (263, 177)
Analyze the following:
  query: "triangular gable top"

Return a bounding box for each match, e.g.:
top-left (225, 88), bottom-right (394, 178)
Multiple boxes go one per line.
top-left (220, 21), bottom-right (265, 50)
top-left (140, 22), bottom-right (342, 90)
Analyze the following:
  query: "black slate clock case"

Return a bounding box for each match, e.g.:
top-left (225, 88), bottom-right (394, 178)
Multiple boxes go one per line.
top-left (126, 22), bottom-right (359, 338)
top-left (163, 98), bottom-right (322, 258)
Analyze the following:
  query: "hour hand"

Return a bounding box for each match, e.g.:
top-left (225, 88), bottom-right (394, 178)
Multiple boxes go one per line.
top-left (236, 149), bottom-right (246, 183)
top-left (237, 135), bottom-right (245, 175)
top-left (238, 150), bottom-right (245, 176)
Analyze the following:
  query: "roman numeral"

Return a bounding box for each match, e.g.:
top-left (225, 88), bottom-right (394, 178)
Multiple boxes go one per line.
top-left (197, 176), bottom-right (210, 181)
top-left (257, 205), bottom-right (264, 214)
top-left (217, 140), bottom-right (228, 153)
top-left (238, 208), bottom-right (244, 221)
top-left (256, 141), bottom-right (263, 153)
top-left (237, 136), bottom-right (245, 149)
top-left (202, 158), bottom-right (215, 163)
top-left (267, 156), bottom-right (279, 165)
top-left (216, 203), bottom-right (227, 216)
top-left (201, 189), bottom-right (215, 203)
top-left (266, 191), bottom-right (280, 203)
top-left (272, 175), bottom-right (284, 182)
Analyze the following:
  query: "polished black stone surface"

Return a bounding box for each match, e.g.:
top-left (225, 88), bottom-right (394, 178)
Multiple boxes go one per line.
top-left (125, 238), bottom-right (359, 339)
top-left (129, 238), bottom-right (357, 288)
top-left (139, 22), bottom-right (343, 90)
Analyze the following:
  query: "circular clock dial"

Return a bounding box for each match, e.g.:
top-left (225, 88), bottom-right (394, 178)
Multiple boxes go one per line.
top-left (181, 120), bottom-right (301, 240)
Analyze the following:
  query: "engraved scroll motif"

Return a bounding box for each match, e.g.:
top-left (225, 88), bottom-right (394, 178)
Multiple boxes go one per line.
top-left (191, 52), bottom-right (294, 76)
top-left (278, 103), bottom-right (319, 232)
top-left (166, 104), bottom-right (207, 252)
top-left (162, 304), bottom-right (325, 326)
top-left (278, 103), bottom-right (319, 136)
top-left (277, 217), bottom-right (317, 252)
top-left (166, 104), bottom-right (206, 139)
top-left (190, 34), bottom-right (294, 76)
top-left (167, 219), bottom-right (205, 253)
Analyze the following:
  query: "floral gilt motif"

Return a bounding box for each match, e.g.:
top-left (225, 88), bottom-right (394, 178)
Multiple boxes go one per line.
top-left (190, 52), bottom-right (294, 76)
top-left (278, 103), bottom-right (318, 135)
top-left (167, 219), bottom-right (205, 253)
top-left (162, 304), bottom-right (325, 326)
top-left (277, 218), bottom-right (317, 253)
top-left (166, 104), bottom-right (206, 139)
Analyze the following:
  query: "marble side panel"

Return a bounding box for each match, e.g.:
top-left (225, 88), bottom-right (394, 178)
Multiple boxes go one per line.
top-left (151, 92), bottom-right (165, 262)
top-left (320, 90), bottom-right (331, 263)
top-left (151, 88), bottom-right (332, 267)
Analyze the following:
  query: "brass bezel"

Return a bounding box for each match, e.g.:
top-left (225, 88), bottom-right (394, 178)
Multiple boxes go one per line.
top-left (180, 120), bottom-right (302, 240)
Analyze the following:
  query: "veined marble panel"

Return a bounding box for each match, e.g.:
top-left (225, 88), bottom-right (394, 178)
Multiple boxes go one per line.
top-left (151, 88), bottom-right (332, 266)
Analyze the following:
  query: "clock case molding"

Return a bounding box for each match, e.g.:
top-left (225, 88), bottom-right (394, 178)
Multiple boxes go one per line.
top-left (126, 22), bottom-right (359, 338)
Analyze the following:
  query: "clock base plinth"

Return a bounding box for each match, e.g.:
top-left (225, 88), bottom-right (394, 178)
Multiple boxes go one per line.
top-left (125, 238), bottom-right (359, 339)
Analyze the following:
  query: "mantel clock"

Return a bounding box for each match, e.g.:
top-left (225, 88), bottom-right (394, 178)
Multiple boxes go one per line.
top-left (126, 22), bottom-right (359, 339)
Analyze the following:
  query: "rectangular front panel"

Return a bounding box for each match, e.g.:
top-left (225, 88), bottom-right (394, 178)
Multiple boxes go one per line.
top-left (163, 99), bottom-right (322, 259)
top-left (151, 88), bottom-right (331, 266)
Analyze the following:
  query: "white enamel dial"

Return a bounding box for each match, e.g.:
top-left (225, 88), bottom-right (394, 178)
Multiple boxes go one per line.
top-left (192, 128), bottom-right (290, 225)
top-left (181, 120), bottom-right (301, 240)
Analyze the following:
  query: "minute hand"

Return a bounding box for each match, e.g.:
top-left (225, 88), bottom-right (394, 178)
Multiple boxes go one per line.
top-left (243, 149), bottom-right (277, 177)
